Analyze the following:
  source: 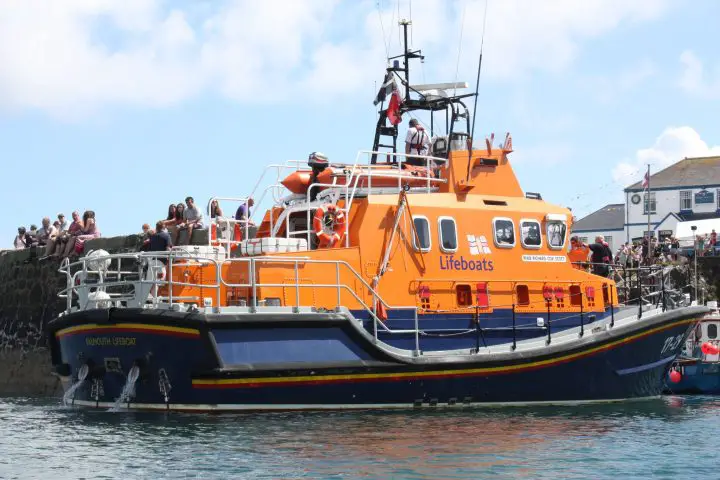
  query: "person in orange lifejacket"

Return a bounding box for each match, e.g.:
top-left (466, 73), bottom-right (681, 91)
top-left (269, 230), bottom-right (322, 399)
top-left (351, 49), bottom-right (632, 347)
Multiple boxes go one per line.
top-left (568, 236), bottom-right (590, 270)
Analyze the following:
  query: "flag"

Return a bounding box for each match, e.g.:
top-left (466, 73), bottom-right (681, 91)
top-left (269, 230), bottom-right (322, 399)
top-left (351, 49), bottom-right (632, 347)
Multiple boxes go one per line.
top-left (641, 171), bottom-right (649, 189)
top-left (373, 72), bottom-right (395, 105)
top-left (387, 89), bottom-right (402, 125)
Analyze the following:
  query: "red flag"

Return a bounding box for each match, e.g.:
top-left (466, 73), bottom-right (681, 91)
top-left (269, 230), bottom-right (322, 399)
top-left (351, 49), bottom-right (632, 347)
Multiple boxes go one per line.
top-left (387, 89), bottom-right (402, 125)
top-left (642, 171), bottom-right (649, 189)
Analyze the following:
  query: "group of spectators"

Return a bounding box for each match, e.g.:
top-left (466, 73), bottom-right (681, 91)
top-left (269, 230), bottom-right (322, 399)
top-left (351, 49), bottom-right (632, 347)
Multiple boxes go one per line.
top-left (138, 196), bottom-right (256, 253)
top-left (614, 236), bottom-right (682, 268)
top-left (13, 211), bottom-right (100, 258)
top-left (570, 231), bottom-right (719, 278)
top-left (12, 196), bottom-right (257, 258)
top-left (694, 229), bottom-right (719, 256)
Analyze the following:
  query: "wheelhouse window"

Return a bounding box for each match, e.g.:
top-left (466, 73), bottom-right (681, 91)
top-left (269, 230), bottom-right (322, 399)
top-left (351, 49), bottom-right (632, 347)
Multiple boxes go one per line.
top-left (520, 219), bottom-right (542, 249)
top-left (493, 218), bottom-right (515, 248)
top-left (438, 217), bottom-right (458, 253)
top-left (708, 323), bottom-right (718, 339)
top-left (412, 216), bottom-right (431, 252)
top-left (547, 220), bottom-right (567, 250)
top-left (680, 190), bottom-right (692, 211)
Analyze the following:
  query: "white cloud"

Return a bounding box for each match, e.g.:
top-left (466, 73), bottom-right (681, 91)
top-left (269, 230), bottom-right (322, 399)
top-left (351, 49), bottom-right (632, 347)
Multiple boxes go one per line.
top-left (612, 126), bottom-right (720, 186)
top-left (679, 50), bottom-right (720, 99)
top-left (455, 0), bottom-right (669, 80)
top-left (0, 0), bottom-right (673, 117)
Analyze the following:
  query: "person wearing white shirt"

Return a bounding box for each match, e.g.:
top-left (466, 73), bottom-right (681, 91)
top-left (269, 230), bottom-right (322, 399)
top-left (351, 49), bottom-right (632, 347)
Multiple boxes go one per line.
top-left (36, 217), bottom-right (58, 246)
top-left (405, 118), bottom-right (431, 166)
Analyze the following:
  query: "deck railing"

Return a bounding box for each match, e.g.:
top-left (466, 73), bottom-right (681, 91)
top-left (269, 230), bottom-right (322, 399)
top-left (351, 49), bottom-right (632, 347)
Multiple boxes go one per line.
top-left (59, 253), bottom-right (691, 356)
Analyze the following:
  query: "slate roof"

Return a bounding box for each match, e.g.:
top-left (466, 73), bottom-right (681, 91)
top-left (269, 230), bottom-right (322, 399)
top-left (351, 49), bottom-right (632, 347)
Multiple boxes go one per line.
top-left (572, 204), bottom-right (625, 232)
top-left (625, 156), bottom-right (720, 191)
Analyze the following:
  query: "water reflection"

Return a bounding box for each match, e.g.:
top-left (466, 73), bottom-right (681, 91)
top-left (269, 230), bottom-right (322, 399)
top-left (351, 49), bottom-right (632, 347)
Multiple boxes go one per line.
top-left (0, 396), bottom-right (718, 479)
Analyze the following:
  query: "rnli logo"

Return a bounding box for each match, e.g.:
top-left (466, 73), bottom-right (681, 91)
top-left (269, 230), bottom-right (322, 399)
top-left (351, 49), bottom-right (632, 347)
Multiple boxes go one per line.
top-left (467, 234), bottom-right (491, 255)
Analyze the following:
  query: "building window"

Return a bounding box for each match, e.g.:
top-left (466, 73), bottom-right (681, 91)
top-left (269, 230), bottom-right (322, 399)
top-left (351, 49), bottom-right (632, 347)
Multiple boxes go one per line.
top-left (520, 219), bottom-right (542, 249)
top-left (717, 189), bottom-right (720, 210)
top-left (438, 217), bottom-right (457, 253)
top-left (604, 236), bottom-right (613, 252)
top-left (680, 190), bottom-right (692, 211)
top-left (493, 218), bottom-right (515, 248)
top-left (547, 221), bottom-right (566, 250)
top-left (643, 192), bottom-right (656, 214)
top-left (412, 216), bottom-right (431, 252)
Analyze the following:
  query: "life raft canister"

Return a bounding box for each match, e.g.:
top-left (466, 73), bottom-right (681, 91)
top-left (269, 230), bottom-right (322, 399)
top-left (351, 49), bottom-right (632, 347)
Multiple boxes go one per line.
top-left (313, 204), bottom-right (347, 248)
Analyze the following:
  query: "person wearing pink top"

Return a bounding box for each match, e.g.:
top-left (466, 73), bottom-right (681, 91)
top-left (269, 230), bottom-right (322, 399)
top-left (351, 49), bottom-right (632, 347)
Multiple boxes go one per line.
top-left (46, 211), bottom-right (83, 257)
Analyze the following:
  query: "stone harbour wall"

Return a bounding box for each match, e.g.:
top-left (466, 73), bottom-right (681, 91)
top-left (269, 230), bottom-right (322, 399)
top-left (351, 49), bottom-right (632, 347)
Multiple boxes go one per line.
top-left (0, 235), bottom-right (144, 396)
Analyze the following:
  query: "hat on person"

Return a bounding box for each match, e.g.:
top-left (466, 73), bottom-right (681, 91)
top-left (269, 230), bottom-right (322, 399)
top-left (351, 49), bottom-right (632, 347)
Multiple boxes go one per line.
top-left (409, 118), bottom-right (419, 126)
top-left (57, 213), bottom-right (64, 218)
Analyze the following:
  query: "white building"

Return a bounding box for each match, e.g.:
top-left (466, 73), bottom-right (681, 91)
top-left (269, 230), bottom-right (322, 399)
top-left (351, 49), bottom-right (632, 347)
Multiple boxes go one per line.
top-left (572, 156), bottom-right (720, 247)
top-left (624, 156), bottom-right (720, 241)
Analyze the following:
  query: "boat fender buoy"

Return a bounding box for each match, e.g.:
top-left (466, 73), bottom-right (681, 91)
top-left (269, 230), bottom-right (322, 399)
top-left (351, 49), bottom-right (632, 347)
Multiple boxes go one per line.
top-left (669, 369), bottom-right (682, 383)
top-left (701, 342), bottom-right (720, 356)
top-left (313, 204), bottom-right (347, 248)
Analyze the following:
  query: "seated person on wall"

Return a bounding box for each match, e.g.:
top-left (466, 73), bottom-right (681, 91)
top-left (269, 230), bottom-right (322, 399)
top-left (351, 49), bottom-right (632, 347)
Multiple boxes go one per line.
top-left (175, 196), bottom-right (204, 245)
top-left (57, 213), bottom-right (68, 232)
top-left (47, 211), bottom-right (83, 257)
top-left (14, 227), bottom-right (28, 249)
top-left (35, 217), bottom-right (58, 247)
top-left (61, 210), bottom-right (100, 257)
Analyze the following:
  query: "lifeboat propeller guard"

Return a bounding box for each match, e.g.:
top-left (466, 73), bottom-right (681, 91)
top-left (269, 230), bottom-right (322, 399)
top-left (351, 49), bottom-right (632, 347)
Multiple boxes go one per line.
top-left (313, 204), bottom-right (347, 248)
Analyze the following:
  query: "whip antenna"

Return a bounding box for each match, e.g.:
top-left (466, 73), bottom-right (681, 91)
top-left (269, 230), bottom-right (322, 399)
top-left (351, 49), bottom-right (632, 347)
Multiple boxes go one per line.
top-left (469, 0), bottom-right (489, 147)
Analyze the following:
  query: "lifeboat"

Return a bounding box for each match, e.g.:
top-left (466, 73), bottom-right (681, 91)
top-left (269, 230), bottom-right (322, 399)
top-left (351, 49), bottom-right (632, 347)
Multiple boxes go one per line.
top-left (46, 21), bottom-right (710, 413)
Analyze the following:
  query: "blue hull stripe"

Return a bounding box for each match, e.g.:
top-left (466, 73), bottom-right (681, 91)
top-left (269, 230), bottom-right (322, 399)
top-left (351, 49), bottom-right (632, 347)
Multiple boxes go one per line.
top-left (616, 355), bottom-right (676, 376)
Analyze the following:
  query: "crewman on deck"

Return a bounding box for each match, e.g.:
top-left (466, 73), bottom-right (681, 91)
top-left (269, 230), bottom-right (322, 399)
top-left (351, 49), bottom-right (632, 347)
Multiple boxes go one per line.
top-left (405, 119), bottom-right (430, 166)
top-left (568, 236), bottom-right (590, 271)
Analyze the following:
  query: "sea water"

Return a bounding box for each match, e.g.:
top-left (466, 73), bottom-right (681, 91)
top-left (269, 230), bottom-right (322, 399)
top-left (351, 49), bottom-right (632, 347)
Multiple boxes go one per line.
top-left (0, 396), bottom-right (718, 479)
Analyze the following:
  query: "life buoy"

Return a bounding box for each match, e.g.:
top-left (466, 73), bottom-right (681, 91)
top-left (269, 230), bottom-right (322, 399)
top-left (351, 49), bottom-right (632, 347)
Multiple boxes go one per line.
top-left (313, 204), bottom-right (347, 248)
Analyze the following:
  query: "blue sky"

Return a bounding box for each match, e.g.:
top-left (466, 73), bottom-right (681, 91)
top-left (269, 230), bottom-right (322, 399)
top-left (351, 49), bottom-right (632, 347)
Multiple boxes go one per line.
top-left (1, 0), bottom-right (719, 247)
